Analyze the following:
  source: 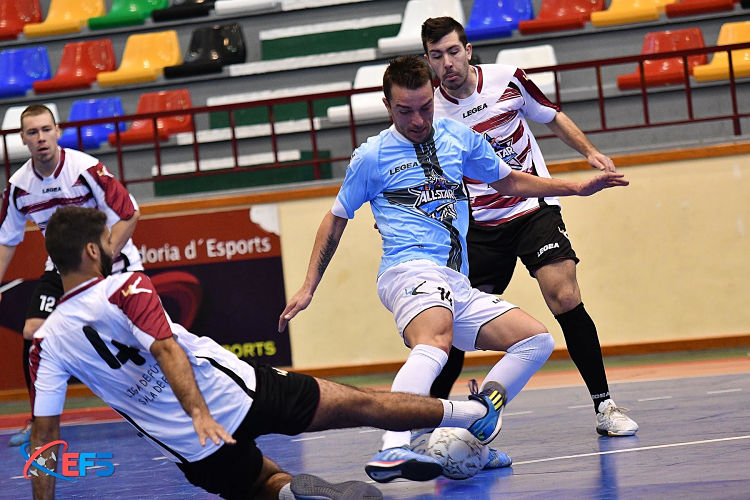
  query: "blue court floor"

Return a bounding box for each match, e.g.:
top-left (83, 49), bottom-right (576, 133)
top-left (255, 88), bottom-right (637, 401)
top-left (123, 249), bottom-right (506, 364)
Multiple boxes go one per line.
top-left (2, 372), bottom-right (749, 499)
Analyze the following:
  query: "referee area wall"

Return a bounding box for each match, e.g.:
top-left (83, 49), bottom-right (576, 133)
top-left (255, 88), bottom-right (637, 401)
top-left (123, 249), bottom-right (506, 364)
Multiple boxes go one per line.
top-left (144, 144), bottom-right (750, 372)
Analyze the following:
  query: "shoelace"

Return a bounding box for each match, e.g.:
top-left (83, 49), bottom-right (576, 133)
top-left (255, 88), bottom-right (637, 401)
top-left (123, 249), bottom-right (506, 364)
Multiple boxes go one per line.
top-left (468, 378), bottom-right (479, 395)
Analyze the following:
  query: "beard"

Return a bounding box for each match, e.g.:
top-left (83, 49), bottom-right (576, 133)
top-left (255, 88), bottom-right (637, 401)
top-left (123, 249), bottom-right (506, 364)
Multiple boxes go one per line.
top-left (98, 243), bottom-right (113, 278)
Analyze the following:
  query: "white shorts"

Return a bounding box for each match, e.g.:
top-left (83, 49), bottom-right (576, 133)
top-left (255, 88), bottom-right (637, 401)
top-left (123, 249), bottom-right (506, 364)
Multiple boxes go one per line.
top-left (376, 259), bottom-right (517, 352)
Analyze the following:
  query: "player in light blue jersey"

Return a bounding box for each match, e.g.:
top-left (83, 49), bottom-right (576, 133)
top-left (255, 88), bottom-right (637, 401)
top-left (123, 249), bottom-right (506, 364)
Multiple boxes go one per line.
top-left (279, 56), bottom-right (628, 484)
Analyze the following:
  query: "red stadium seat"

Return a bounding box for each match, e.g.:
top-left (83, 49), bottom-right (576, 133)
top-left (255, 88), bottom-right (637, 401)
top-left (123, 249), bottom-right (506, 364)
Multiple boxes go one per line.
top-left (109, 89), bottom-right (193, 146)
top-left (519, 0), bottom-right (604, 35)
top-left (33, 39), bottom-right (116, 94)
top-left (665, 0), bottom-right (736, 17)
top-left (0, 0), bottom-right (42, 41)
top-left (617, 28), bottom-right (707, 90)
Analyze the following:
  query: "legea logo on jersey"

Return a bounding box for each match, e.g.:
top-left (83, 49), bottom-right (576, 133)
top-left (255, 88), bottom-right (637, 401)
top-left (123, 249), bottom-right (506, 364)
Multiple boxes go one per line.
top-left (21, 440), bottom-right (114, 481)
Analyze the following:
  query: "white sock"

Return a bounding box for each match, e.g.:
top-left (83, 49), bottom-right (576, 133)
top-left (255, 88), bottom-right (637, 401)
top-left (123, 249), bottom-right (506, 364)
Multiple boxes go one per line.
top-left (278, 482), bottom-right (294, 500)
top-left (439, 399), bottom-right (487, 428)
top-left (381, 344), bottom-right (448, 450)
top-left (483, 333), bottom-right (554, 402)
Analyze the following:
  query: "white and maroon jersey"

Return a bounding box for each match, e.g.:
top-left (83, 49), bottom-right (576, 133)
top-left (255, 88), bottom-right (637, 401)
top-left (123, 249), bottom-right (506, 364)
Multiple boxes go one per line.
top-left (30, 272), bottom-right (256, 463)
top-left (433, 64), bottom-right (561, 226)
top-left (0, 147), bottom-right (142, 272)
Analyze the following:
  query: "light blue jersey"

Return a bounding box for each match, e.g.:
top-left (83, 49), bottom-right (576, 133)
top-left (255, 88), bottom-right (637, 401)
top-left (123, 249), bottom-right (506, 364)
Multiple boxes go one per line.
top-left (332, 117), bottom-right (512, 277)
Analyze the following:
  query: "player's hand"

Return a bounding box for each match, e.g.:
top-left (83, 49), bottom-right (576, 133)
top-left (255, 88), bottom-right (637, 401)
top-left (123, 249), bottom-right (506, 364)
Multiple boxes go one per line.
top-left (587, 152), bottom-right (616, 173)
top-left (578, 171), bottom-right (628, 196)
top-left (192, 411), bottom-right (236, 447)
top-left (278, 288), bottom-right (313, 332)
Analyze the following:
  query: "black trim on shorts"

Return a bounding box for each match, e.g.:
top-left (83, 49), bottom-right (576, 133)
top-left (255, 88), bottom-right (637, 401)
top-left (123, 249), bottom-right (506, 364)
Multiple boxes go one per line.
top-left (196, 356), bottom-right (256, 399)
top-left (114, 407), bottom-right (188, 464)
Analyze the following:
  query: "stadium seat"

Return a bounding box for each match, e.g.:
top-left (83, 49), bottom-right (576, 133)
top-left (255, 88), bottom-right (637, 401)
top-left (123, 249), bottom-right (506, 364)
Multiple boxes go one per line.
top-left (152, 0), bottom-right (215, 22)
top-left (0, 104), bottom-right (59, 162)
top-left (590, 0), bottom-right (676, 28)
top-left (665, 0), bottom-right (736, 17)
top-left (88, 0), bottom-right (168, 30)
top-left (465, 0), bottom-right (533, 41)
top-left (23, 0), bottom-right (104, 38)
top-left (109, 89), bottom-right (193, 146)
top-left (617, 28), bottom-right (707, 90)
top-left (495, 45), bottom-right (558, 96)
top-left (519, 0), bottom-right (604, 35)
top-left (33, 39), bottom-right (116, 94)
top-left (164, 23), bottom-right (246, 79)
top-left (59, 98), bottom-right (126, 151)
top-left (97, 31), bottom-right (181, 87)
top-left (0, 47), bottom-right (51, 98)
top-left (0, 0), bottom-right (42, 41)
top-left (693, 21), bottom-right (750, 81)
top-left (327, 64), bottom-right (388, 124)
top-left (378, 0), bottom-right (464, 56)
top-left (213, 0), bottom-right (280, 16)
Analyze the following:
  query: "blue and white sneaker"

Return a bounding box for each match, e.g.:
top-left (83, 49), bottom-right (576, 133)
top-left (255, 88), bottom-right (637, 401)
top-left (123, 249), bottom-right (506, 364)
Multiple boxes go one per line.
top-left (364, 445), bottom-right (443, 483)
top-left (483, 448), bottom-right (512, 469)
top-left (290, 474), bottom-right (382, 500)
top-left (8, 421), bottom-right (31, 447)
top-left (467, 380), bottom-right (507, 445)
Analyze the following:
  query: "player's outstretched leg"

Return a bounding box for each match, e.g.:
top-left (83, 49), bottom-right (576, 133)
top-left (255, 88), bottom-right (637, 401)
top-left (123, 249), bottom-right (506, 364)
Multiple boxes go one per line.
top-left (290, 474), bottom-right (382, 500)
top-left (365, 446), bottom-right (443, 483)
top-left (467, 381), bottom-right (507, 445)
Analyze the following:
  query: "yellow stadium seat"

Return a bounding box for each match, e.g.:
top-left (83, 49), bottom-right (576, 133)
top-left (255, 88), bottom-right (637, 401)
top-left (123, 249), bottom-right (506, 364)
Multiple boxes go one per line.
top-left (23, 0), bottom-right (104, 38)
top-left (590, 0), bottom-right (676, 27)
top-left (693, 21), bottom-right (750, 82)
top-left (97, 31), bottom-right (182, 87)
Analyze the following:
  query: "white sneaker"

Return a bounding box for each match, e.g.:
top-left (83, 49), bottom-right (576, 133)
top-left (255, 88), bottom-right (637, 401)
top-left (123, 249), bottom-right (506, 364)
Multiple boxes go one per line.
top-left (596, 399), bottom-right (639, 436)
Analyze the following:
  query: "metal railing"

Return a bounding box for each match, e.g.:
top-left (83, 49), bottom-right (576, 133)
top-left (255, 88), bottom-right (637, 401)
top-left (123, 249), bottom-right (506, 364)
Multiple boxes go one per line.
top-left (2, 40), bottom-right (749, 190)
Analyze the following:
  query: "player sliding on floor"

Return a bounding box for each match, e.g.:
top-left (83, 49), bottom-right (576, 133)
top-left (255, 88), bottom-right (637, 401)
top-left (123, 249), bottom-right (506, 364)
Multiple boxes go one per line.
top-left (279, 55), bottom-right (628, 483)
top-left (27, 206), bottom-right (505, 500)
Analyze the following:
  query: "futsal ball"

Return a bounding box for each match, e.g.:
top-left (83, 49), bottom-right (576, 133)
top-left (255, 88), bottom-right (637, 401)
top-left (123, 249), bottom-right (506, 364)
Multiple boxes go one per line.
top-left (425, 427), bottom-right (489, 479)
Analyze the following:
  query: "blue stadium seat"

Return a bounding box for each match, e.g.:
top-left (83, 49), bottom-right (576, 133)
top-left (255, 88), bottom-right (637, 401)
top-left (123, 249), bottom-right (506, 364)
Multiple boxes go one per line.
top-left (59, 98), bottom-right (126, 151)
top-left (465, 0), bottom-right (534, 41)
top-left (0, 46), bottom-right (51, 98)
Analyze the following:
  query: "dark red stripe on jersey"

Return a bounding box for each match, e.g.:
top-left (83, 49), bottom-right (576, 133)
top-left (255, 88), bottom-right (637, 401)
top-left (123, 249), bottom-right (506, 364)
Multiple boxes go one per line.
top-left (0, 183), bottom-right (11, 231)
top-left (514, 68), bottom-right (560, 112)
top-left (464, 177), bottom-right (484, 185)
top-left (516, 143), bottom-right (532, 165)
top-left (29, 338), bottom-right (43, 416)
top-left (58, 277), bottom-right (103, 305)
top-left (439, 85), bottom-right (459, 105)
top-left (86, 163), bottom-right (135, 220)
top-left (475, 65), bottom-right (483, 94)
top-left (474, 192), bottom-right (527, 210)
top-left (498, 86), bottom-right (522, 102)
top-left (18, 193), bottom-right (94, 216)
top-left (512, 121), bottom-right (526, 143)
top-left (474, 206), bottom-right (541, 227)
top-left (473, 111), bottom-right (517, 134)
top-left (53, 148), bottom-right (66, 178)
top-left (109, 273), bottom-right (172, 340)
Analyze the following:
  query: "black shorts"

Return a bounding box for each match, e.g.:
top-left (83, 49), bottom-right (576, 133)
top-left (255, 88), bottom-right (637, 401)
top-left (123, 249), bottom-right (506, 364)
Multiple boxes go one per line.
top-left (25, 271), bottom-right (63, 320)
top-left (177, 364), bottom-right (320, 499)
top-left (467, 205), bottom-right (579, 295)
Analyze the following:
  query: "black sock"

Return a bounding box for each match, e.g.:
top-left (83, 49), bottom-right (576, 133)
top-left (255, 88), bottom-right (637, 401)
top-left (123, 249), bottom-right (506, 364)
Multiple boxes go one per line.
top-left (555, 303), bottom-right (610, 412)
top-left (22, 338), bottom-right (34, 418)
top-left (430, 346), bottom-right (464, 398)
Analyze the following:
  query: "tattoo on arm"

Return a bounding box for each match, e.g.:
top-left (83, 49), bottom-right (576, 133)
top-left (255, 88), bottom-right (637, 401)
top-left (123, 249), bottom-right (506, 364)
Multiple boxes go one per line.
top-left (317, 233), bottom-right (339, 276)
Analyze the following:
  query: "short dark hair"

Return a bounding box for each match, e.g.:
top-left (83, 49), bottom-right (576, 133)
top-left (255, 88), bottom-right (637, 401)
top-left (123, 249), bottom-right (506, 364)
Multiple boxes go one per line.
top-left (421, 17), bottom-right (468, 54)
top-left (20, 104), bottom-right (56, 131)
top-left (45, 207), bottom-right (107, 275)
top-left (383, 55), bottom-right (433, 101)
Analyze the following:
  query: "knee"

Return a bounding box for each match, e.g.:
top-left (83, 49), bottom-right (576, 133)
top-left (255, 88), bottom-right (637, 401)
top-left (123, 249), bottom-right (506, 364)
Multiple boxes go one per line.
top-left (547, 287), bottom-right (581, 314)
top-left (534, 332), bottom-right (555, 359)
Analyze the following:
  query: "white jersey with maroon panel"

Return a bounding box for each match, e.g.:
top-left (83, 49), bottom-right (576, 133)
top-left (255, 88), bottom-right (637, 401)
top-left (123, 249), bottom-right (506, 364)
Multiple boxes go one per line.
top-left (433, 64), bottom-right (561, 226)
top-left (30, 272), bottom-right (255, 463)
top-left (0, 147), bottom-right (142, 272)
